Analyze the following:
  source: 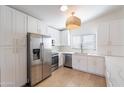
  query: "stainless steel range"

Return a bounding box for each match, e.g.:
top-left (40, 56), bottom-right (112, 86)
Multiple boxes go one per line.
top-left (51, 53), bottom-right (59, 72)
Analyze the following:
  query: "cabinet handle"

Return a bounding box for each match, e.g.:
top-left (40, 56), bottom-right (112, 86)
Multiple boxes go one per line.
top-left (13, 39), bottom-right (16, 53)
top-left (15, 39), bottom-right (18, 53)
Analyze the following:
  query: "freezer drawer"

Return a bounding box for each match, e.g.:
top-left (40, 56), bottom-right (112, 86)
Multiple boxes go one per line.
top-left (64, 54), bottom-right (72, 68)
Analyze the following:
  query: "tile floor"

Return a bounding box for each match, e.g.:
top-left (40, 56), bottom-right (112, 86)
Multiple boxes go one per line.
top-left (36, 67), bottom-right (106, 87)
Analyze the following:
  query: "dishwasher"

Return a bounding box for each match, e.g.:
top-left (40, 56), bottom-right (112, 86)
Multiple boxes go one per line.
top-left (64, 54), bottom-right (72, 68)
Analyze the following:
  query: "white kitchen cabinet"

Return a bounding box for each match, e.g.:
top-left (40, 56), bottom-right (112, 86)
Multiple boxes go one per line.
top-left (14, 10), bottom-right (27, 86)
top-left (47, 27), bottom-right (60, 46)
top-left (72, 54), bottom-right (87, 72)
top-left (97, 23), bottom-right (109, 45)
top-left (95, 57), bottom-right (105, 76)
top-left (72, 54), bottom-right (105, 76)
top-left (0, 47), bottom-right (16, 87)
top-left (97, 45), bottom-right (109, 56)
top-left (87, 56), bottom-right (96, 74)
top-left (109, 20), bottom-right (124, 46)
top-left (28, 16), bottom-right (48, 35)
top-left (60, 30), bottom-right (70, 46)
top-left (15, 47), bottom-right (27, 87)
top-left (14, 10), bottom-right (27, 38)
top-left (87, 56), bottom-right (105, 76)
top-left (97, 19), bottom-right (124, 56)
top-left (0, 6), bottom-right (27, 87)
top-left (109, 46), bottom-right (124, 56)
top-left (0, 6), bottom-right (14, 46)
top-left (59, 53), bottom-right (64, 67)
top-left (37, 20), bottom-right (48, 35)
top-left (72, 55), bottom-right (80, 70)
top-left (105, 56), bottom-right (124, 87)
top-left (28, 16), bottom-right (38, 33)
top-left (79, 55), bottom-right (87, 72)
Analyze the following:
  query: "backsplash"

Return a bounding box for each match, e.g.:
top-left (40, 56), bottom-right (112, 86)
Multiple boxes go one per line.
top-left (59, 46), bottom-right (96, 54)
top-left (52, 46), bottom-right (60, 52)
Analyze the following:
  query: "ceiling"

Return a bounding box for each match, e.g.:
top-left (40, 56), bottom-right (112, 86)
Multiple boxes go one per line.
top-left (10, 5), bottom-right (122, 30)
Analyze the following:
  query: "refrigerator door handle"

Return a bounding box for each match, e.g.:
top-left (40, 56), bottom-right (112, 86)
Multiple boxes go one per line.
top-left (40, 42), bottom-right (44, 61)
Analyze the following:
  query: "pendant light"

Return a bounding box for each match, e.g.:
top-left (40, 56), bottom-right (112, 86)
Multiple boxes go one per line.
top-left (66, 12), bottom-right (81, 30)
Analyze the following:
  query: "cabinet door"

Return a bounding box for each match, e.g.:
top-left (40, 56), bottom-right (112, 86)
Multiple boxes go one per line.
top-left (14, 10), bottom-right (27, 38)
top-left (97, 23), bottom-right (109, 45)
top-left (79, 56), bottom-right (87, 72)
top-left (109, 20), bottom-right (124, 45)
top-left (110, 46), bottom-right (124, 56)
top-left (37, 20), bottom-right (47, 35)
top-left (1, 47), bottom-right (16, 87)
top-left (96, 57), bottom-right (105, 76)
top-left (15, 47), bottom-right (27, 86)
top-left (0, 6), bottom-right (14, 46)
top-left (28, 16), bottom-right (38, 33)
top-left (47, 27), bottom-right (60, 46)
top-left (87, 56), bottom-right (96, 74)
top-left (72, 55), bottom-right (79, 70)
top-left (60, 31), bottom-right (69, 46)
top-left (59, 53), bottom-right (63, 67)
top-left (97, 45), bottom-right (110, 56)
top-left (14, 10), bottom-right (27, 47)
top-left (55, 30), bottom-right (60, 46)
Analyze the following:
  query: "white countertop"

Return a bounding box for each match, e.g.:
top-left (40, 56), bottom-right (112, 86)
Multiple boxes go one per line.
top-left (55, 51), bottom-right (105, 57)
top-left (73, 53), bottom-right (105, 57)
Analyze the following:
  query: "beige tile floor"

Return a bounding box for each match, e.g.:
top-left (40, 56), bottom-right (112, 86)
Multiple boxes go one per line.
top-left (36, 67), bottom-right (106, 87)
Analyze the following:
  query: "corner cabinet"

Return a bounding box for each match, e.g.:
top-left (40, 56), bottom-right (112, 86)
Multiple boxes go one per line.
top-left (47, 27), bottom-right (60, 46)
top-left (60, 30), bottom-right (70, 46)
top-left (0, 6), bottom-right (27, 87)
top-left (72, 54), bottom-right (105, 77)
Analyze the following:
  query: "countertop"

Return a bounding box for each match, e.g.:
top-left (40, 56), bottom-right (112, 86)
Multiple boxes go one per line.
top-left (53, 51), bottom-right (105, 57)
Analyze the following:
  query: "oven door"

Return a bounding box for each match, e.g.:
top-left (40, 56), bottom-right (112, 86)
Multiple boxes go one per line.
top-left (51, 54), bottom-right (58, 71)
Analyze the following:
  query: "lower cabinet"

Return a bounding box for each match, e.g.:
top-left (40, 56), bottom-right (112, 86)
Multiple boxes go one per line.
top-left (72, 54), bottom-right (105, 77)
top-left (72, 55), bottom-right (87, 72)
top-left (0, 46), bottom-right (27, 87)
top-left (59, 53), bottom-right (64, 67)
top-left (95, 57), bottom-right (105, 76)
top-left (0, 47), bottom-right (16, 87)
top-left (105, 56), bottom-right (124, 87)
top-left (15, 47), bottom-right (27, 87)
top-left (87, 56), bottom-right (96, 74)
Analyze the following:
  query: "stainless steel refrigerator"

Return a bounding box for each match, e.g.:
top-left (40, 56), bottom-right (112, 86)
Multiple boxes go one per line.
top-left (27, 33), bottom-right (52, 86)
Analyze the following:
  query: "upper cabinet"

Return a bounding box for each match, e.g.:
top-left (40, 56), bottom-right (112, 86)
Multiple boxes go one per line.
top-left (60, 30), bottom-right (70, 46)
top-left (37, 20), bottom-right (48, 35)
top-left (109, 20), bottom-right (124, 46)
top-left (97, 19), bottom-right (124, 56)
top-left (0, 6), bottom-right (14, 46)
top-left (27, 16), bottom-right (48, 35)
top-left (97, 23), bottom-right (109, 45)
top-left (47, 27), bottom-right (60, 46)
top-left (28, 16), bottom-right (38, 33)
top-left (14, 10), bottom-right (27, 37)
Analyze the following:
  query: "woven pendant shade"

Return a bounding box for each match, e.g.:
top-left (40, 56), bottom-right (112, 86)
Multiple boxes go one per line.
top-left (66, 12), bottom-right (81, 30)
